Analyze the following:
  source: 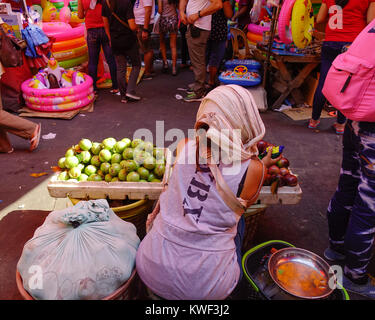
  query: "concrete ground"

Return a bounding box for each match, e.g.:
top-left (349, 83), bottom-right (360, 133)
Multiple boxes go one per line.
top-left (0, 62), bottom-right (373, 300)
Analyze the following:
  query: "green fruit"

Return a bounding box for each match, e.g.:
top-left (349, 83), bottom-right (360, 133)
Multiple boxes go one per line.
top-left (77, 163), bottom-right (85, 171)
top-left (84, 165), bottom-right (97, 176)
top-left (58, 157), bottom-right (66, 169)
top-left (137, 167), bottom-right (150, 180)
top-left (99, 149), bottom-right (112, 163)
top-left (111, 153), bottom-right (122, 164)
top-left (65, 148), bottom-right (75, 158)
top-left (114, 141), bottom-right (127, 154)
top-left (109, 163), bottom-right (121, 177)
top-left (58, 171), bottom-right (69, 181)
top-left (131, 138), bottom-right (144, 149)
top-left (143, 141), bottom-right (154, 153)
top-left (111, 177), bottom-right (119, 182)
top-left (121, 138), bottom-right (132, 148)
top-left (118, 168), bottom-right (128, 181)
top-left (91, 142), bottom-right (102, 155)
top-left (100, 162), bottom-right (111, 174)
top-left (97, 169), bottom-right (104, 178)
top-left (154, 163), bottom-right (165, 178)
top-left (143, 156), bottom-right (156, 170)
top-left (139, 179), bottom-right (148, 182)
top-left (77, 173), bottom-right (88, 181)
top-left (68, 167), bottom-right (81, 179)
top-left (80, 151), bottom-right (91, 164)
top-left (105, 173), bottom-right (113, 182)
top-left (126, 171), bottom-right (140, 182)
top-left (102, 137), bottom-right (117, 150)
top-left (150, 178), bottom-right (161, 182)
top-left (76, 153), bottom-right (84, 163)
top-left (65, 156), bottom-right (79, 169)
top-left (79, 138), bottom-right (92, 151)
top-left (123, 148), bottom-right (134, 160)
top-left (91, 155), bottom-right (101, 167)
top-left (147, 173), bottom-right (156, 182)
top-left (88, 174), bottom-right (102, 181)
top-left (134, 151), bottom-right (151, 166)
top-left (121, 159), bottom-right (138, 172)
top-left (153, 148), bottom-right (164, 159)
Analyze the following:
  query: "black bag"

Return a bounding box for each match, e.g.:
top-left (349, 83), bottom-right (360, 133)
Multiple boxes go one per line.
top-left (190, 25), bottom-right (201, 38)
top-left (0, 28), bottom-right (23, 68)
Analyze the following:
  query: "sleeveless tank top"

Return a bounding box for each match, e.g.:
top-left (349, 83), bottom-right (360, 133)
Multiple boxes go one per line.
top-left (161, 0), bottom-right (177, 17)
top-left (136, 140), bottom-right (251, 299)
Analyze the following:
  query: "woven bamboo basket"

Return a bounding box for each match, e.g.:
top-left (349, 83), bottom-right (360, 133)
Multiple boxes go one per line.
top-left (242, 204), bottom-right (267, 252)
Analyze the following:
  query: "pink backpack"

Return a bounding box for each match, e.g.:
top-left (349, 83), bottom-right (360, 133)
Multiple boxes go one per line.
top-left (322, 20), bottom-right (375, 122)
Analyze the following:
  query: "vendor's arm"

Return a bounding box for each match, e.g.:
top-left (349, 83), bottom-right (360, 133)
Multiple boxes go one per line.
top-left (223, 0), bottom-right (233, 19)
top-left (367, 2), bottom-right (375, 24)
top-left (187, 0), bottom-right (222, 24)
top-left (102, 16), bottom-right (111, 43)
top-left (77, 0), bottom-right (85, 19)
top-left (231, 0), bottom-right (248, 21)
top-left (316, 2), bottom-right (328, 24)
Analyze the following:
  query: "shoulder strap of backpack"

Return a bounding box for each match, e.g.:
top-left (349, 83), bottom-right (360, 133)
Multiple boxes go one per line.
top-left (105, 0), bottom-right (131, 30)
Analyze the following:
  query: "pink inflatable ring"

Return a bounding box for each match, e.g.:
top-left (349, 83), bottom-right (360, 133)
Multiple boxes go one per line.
top-left (278, 0), bottom-right (296, 44)
top-left (21, 74), bottom-right (94, 112)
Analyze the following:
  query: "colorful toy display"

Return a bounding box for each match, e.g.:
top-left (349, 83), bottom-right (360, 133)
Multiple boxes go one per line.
top-left (42, 21), bottom-right (88, 68)
top-left (21, 58), bottom-right (94, 112)
top-left (224, 59), bottom-right (261, 71)
top-left (219, 65), bottom-right (262, 87)
top-left (277, 0), bottom-right (295, 45)
top-left (291, 0), bottom-right (314, 49)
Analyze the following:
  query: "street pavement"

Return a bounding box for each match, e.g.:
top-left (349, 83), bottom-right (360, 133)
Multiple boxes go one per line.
top-left (0, 63), bottom-right (373, 300)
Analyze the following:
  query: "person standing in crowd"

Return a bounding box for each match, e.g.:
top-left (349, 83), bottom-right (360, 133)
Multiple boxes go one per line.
top-left (102, 0), bottom-right (142, 102)
top-left (179, 0), bottom-right (222, 102)
top-left (158, 0), bottom-right (179, 75)
top-left (134, 0), bottom-right (156, 80)
top-left (230, 0), bottom-right (252, 30)
top-left (78, 0), bottom-right (119, 95)
top-left (136, 85), bottom-right (281, 300)
top-left (206, 0), bottom-right (232, 91)
top-left (308, 0), bottom-right (375, 134)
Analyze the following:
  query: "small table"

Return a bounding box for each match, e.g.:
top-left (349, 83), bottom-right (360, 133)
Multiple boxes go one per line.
top-left (253, 48), bottom-right (321, 110)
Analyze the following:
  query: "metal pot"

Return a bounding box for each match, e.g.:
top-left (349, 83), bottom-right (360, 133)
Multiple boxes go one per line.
top-left (268, 247), bottom-right (336, 299)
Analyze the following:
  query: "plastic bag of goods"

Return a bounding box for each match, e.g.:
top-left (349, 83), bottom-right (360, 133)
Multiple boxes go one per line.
top-left (17, 199), bottom-right (140, 300)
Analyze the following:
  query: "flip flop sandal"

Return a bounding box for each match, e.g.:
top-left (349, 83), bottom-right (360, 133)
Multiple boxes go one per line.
top-left (308, 119), bottom-right (320, 129)
top-left (30, 123), bottom-right (41, 152)
top-left (332, 123), bottom-right (345, 135)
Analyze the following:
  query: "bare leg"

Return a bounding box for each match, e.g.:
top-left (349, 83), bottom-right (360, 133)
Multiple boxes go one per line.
top-left (170, 33), bottom-right (177, 74)
top-left (159, 32), bottom-right (167, 65)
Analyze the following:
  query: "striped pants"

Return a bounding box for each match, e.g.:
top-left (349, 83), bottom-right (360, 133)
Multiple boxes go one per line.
top-left (327, 120), bottom-right (375, 283)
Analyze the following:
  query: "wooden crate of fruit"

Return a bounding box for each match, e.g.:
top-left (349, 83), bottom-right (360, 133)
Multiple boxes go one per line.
top-left (48, 138), bottom-right (172, 200)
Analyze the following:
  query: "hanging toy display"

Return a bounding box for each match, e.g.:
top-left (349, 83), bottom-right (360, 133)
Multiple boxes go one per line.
top-left (59, 0), bottom-right (72, 23)
top-left (290, 0), bottom-right (314, 49)
top-left (277, 0), bottom-right (296, 44)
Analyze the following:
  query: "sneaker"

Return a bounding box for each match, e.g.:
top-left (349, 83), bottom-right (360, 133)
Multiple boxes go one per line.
top-left (324, 247), bottom-right (345, 262)
top-left (126, 93), bottom-right (141, 101)
top-left (142, 73), bottom-right (153, 81)
top-left (341, 274), bottom-right (375, 299)
top-left (183, 91), bottom-right (205, 102)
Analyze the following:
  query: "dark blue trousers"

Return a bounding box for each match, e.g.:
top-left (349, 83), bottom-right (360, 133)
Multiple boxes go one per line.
top-left (327, 120), bottom-right (375, 283)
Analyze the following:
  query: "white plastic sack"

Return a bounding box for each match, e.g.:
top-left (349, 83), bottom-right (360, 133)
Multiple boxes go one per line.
top-left (17, 199), bottom-right (140, 300)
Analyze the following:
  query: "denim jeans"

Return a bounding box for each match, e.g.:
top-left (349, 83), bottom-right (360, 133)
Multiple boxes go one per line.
top-left (113, 44), bottom-right (141, 99)
top-left (312, 41), bottom-right (351, 124)
top-left (327, 120), bottom-right (375, 283)
top-left (234, 215), bottom-right (245, 281)
top-left (87, 27), bottom-right (118, 91)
